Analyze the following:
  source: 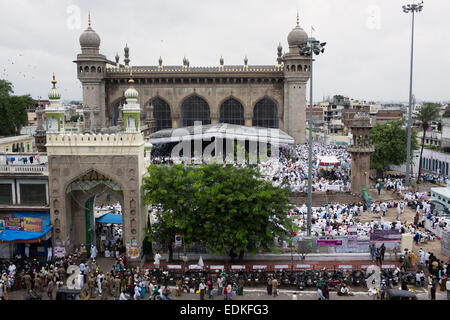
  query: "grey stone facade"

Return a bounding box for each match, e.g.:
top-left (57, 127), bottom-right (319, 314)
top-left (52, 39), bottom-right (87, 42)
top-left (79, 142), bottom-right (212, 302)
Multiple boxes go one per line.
top-left (74, 18), bottom-right (311, 144)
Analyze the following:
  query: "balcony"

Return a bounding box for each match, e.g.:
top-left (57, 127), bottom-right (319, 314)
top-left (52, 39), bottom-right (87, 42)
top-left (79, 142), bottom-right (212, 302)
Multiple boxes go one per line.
top-left (0, 164), bottom-right (48, 174)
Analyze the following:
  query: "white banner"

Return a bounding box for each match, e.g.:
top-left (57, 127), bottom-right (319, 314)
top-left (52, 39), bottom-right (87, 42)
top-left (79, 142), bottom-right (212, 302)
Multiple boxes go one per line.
top-left (188, 265), bottom-right (203, 270)
top-left (209, 265), bottom-right (225, 270)
top-left (252, 265), bottom-right (268, 270)
top-left (274, 265), bottom-right (289, 269)
top-left (167, 265), bottom-right (182, 270)
top-left (338, 265), bottom-right (353, 269)
top-left (295, 264), bottom-right (311, 269)
top-left (54, 247), bottom-right (66, 258)
top-left (231, 265), bottom-right (246, 270)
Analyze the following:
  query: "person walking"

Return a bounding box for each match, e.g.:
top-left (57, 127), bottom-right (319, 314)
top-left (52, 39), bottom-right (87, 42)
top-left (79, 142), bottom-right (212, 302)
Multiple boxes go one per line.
top-left (217, 275), bottom-right (223, 296)
top-left (317, 285), bottom-right (327, 300)
top-left (375, 248), bottom-right (382, 266)
top-left (377, 181), bottom-right (383, 196)
top-left (47, 279), bottom-right (54, 300)
top-left (267, 275), bottom-right (273, 296)
top-left (369, 243), bottom-right (376, 262)
top-left (380, 243), bottom-right (386, 262)
top-left (206, 279), bottom-right (214, 299)
top-left (199, 280), bottom-right (206, 300)
top-left (271, 277), bottom-right (279, 297)
top-left (430, 279), bottom-right (437, 300)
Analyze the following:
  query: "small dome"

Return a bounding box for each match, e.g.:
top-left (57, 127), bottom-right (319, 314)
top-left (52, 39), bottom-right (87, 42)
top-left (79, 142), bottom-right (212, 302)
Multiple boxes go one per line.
top-left (125, 87), bottom-right (139, 99)
top-left (288, 25), bottom-right (308, 47)
top-left (48, 74), bottom-right (61, 100)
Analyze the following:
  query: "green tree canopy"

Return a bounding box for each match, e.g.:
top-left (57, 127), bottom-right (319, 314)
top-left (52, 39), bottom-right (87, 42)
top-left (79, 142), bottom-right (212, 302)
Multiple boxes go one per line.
top-left (0, 79), bottom-right (33, 136)
top-left (143, 163), bottom-right (295, 261)
top-left (370, 119), bottom-right (419, 173)
top-left (415, 102), bottom-right (442, 179)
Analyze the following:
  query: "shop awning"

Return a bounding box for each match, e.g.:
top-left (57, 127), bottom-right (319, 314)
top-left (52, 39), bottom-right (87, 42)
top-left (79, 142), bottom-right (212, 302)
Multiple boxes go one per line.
top-left (0, 212), bottom-right (52, 243)
top-left (96, 214), bottom-right (122, 225)
top-left (0, 225), bottom-right (53, 242)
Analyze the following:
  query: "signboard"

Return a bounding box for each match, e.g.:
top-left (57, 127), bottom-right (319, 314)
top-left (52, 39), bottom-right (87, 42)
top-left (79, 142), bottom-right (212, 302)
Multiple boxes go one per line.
top-left (371, 230), bottom-right (401, 242)
top-left (296, 264), bottom-right (311, 269)
top-left (338, 265), bottom-right (353, 269)
top-left (4, 216), bottom-right (43, 233)
top-left (231, 265), bottom-right (246, 270)
top-left (54, 247), bottom-right (66, 258)
top-left (317, 239), bottom-right (343, 246)
top-left (348, 227), bottom-right (358, 241)
top-left (209, 265), bottom-right (225, 271)
top-left (5, 217), bottom-right (24, 231)
top-left (23, 218), bottom-right (43, 233)
top-left (126, 243), bottom-right (139, 259)
top-left (189, 265), bottom-right (204, 270)
top-left (274, 265), bottom-right (289, 269)
top-left (174, 233), bottom-right (182, 247)
top-left (167, 265), bottom-right (182, 270)
top-left (252, 265), bottom-right (267, 270)
top-left (381, 265), bottom-right (396, 269)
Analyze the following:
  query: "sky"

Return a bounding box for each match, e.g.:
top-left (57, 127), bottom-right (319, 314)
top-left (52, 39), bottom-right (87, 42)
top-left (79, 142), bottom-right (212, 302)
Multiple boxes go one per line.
top-left (0, 0), bottom-right (449, 103)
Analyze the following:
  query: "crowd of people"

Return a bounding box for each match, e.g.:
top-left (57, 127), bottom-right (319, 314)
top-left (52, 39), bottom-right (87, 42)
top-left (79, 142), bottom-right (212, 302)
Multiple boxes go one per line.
top-left (151, 143), bottom-right (352, 193)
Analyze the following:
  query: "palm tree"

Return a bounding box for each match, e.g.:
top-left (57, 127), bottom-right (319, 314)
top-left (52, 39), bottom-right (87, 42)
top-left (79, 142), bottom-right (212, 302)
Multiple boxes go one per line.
top-left (415, 102), bottom-right (441, 182)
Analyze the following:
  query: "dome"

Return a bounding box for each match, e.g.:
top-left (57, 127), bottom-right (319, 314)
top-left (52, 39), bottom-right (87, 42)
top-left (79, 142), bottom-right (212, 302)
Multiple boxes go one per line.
top-left (287, 25), bottom-right (308, 47)
top-left (48, 74), bottom-right (61, 100)
top-left (125, 87), bottom-right (139, 99)
top-left (79, 14), bottom-right (100, 48)
top-left (79, 27), bottom-right (101, 48)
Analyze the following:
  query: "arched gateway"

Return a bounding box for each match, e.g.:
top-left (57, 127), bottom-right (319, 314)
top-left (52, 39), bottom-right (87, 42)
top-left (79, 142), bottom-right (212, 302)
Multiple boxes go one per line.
top-left (46, 132), bottom-right (147, 262)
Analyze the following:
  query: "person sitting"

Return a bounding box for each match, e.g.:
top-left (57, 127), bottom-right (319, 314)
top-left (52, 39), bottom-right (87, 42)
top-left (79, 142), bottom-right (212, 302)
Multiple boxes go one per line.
top-left (337, 283), bottom-right (354, 296)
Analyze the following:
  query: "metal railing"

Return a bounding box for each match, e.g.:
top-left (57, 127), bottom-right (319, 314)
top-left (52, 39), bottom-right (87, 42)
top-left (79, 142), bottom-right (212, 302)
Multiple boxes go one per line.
top-left (0, 164), bottom-right (48, 174)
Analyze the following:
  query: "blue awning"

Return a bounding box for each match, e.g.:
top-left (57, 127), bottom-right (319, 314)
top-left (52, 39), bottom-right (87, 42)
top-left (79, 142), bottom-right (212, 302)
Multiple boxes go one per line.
top-left (96, 214), bottom-right (122, 225)
top-left (0, 225), bottom-right (53, 242)
top-left (0, 212), bottom-right (52, 242)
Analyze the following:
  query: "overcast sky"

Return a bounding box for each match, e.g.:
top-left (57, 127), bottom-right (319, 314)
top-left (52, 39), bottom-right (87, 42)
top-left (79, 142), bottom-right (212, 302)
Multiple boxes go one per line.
top-left (0, 0), bottom-right (449, 103)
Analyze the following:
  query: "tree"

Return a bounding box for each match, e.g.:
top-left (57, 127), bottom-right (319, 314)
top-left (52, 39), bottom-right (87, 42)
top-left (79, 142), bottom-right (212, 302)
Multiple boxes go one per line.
top-left (370, 119), bottom-right (419, 177)
top-left (415, 103), bottom-right (441, 180)
top-left (0, 79), bottom-right (33, 136)
top-left (143, 163), bottom-right (295, 262)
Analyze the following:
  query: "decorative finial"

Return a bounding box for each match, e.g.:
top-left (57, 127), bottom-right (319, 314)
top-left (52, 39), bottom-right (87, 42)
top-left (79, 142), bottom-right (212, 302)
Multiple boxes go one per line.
top-left (88, 12), bottom-right (91, 28)
top-left (296, 10), bottom-right (300, 27)
top-left (51, 73), bottom-right (57, 88)
top-left (128, 69), bottom-right (134, 86)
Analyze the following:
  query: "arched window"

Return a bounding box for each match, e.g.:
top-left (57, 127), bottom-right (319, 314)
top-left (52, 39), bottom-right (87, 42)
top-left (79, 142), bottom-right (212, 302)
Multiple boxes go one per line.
top-left (84, 66), bottom-right (89, 73)
top-left (304, 65), bottom-right (308, 72)
top-left (219, 98), bottom-right (245, 125)
top-left (253, 98), bottom-right (279, 128)
top-left (152, 98), bottom-right (172, 131)
top-left (79, 66), bottom-right (83, 73)
top-left (298, 65), bottom-right (303, 72)
top-left (180, 95), bottom-right (211, 127)
top-left (286, 65), bottom-right (290, 72)
top-left (291, 65), bottom-right (296, 72)
top-left (90, 66), bottom-right (96, 73)
top-left (97, 66), bottom-right (102, 73)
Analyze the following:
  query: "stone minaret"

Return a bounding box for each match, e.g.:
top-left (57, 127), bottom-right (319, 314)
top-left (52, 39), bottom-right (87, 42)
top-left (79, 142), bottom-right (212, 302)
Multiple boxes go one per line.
top-left (74, 12), bottom-right (107, 131)
top-left (282, 12), bottom-right (311, 145)
top-left (348, 111), bottom-right (375, 195)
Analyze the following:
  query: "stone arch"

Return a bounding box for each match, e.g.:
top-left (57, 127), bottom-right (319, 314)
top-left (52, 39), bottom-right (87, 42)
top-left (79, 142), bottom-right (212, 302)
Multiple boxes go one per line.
top-left (84, 66), bottom-right (89, 73)
top-left (97, 66), bottom-right (102, 73)
top-left (252, 97), bottom-right (279, 128)
top-left (219, 97), bottom-right (245, 125)
top-left (90, 66), bottom-right (96, 73)
top-left (298, 65), bottom-right (303, 72)
top-left (291, 65), bottom-right (296, 72)
top-left (110, 96), bottom-right (126, 126)
top-left (179, 94), bottom-right (211, 127)
top-left (148, 96), bottom-right (172, 131)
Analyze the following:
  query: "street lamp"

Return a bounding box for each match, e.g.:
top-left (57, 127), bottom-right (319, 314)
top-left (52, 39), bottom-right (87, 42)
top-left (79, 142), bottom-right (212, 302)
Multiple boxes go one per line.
top-left (300, 34), bottom-right (326, 237)
top-left (403, 1), bottom-right (423, 187)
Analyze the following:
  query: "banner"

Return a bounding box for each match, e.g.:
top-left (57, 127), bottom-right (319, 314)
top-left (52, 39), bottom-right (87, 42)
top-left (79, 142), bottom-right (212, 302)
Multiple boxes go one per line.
top-left (23, 218), bottom-right (43, 233)
top-left (317, 239), bottom-right (342, 246)
top-left (5, 217), bottom-right (24, 231)
top-left (174, 233), bottom-right (182, 247)
top-left (370, 230), bottom-right (401, 242)
top-left (54, 247), bottom-right (66, 258)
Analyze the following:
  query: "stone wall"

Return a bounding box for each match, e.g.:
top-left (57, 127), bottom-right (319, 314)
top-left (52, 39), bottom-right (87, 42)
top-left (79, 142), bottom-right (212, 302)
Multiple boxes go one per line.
top-left (289, 192), bottom-right (362, 207)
